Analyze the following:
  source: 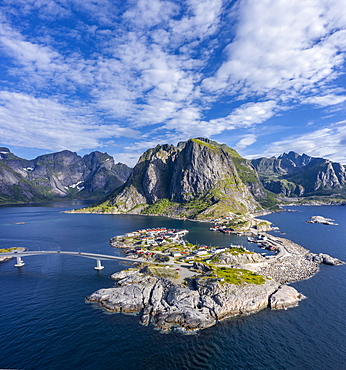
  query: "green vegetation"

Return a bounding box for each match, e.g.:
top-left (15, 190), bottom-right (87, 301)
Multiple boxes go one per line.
top-left (191, 139), bottom-right (243, 160)
top-left (0, 247), bottom-right (19, 253)
top-left (257, 191), bottom-right (279, 210)
top-left (232, 157), bottom-right (258, 184)
top-left (182, 195), bottom-right (214, 218)
top-left (83, 200), bottom-right (115, 213)
top-left (145, 266), bottom-right (179, 279)
top-left (221, 145), bottom-right (242, 158)
top-left (224, 218), bottom-right (251, 230)
top-left (210, 247), bottom-right (252, 263)
top-left (194, 265), bottom-right (266, 285)
top-left (228, 246), bottom-right (252, 255)
top-left (141, 199), bottom-right (179, 215)
top-left (191, 138), bottom-right (220, 151)
top-left (214, 267), bottom-right (266, 285)
top-left (128, 203), bottom-right (147, 212)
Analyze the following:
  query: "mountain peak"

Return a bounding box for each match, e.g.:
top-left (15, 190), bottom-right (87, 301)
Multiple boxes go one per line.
top-left (91, 139), bottom-right (270, 219)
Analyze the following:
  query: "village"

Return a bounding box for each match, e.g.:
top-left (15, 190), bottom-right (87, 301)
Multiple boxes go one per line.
top-left (109, 226), bottom-right (255, 264)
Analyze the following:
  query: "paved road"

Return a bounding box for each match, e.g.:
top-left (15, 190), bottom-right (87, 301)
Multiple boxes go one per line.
top-left (0, 250), bottom-right (174, 266)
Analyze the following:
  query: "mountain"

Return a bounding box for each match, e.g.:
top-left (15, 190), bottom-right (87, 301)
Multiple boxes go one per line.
top-left (88, 138), bottom-right (274, 219)
top-left (0, 147), bottom-right (132, 204)
top-left (251, 151), bottom-right (346, 197)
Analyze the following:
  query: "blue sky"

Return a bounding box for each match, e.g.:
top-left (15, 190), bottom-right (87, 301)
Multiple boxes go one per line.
top-left (0, 0), bottom-right (346, 166)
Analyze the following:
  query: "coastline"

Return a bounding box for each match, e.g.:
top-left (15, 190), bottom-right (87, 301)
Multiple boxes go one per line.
top-left (86, 216), bottom-right (344, 332)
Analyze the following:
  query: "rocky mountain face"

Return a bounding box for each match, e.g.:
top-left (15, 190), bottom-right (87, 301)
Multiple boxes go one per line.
top-left (251, 151), bottom-right (346, 197)
top-left (0, 147), bottom-right (131, 204)
top-left (93, 138), bottom-right (273, 219)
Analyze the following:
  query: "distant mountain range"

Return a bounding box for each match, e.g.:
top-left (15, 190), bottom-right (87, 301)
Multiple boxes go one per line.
top-left (251, 151), bottom-right (346, 197)
top-left (1, 140), bottom-right (345, 213)
top-left (0, 147), bottom-right (131, 204)
top-left (86, 139), bottom-right (346, 218)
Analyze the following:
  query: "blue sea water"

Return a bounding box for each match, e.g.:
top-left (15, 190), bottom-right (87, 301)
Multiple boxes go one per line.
top-left (0, 202), bottom-right (345, 370)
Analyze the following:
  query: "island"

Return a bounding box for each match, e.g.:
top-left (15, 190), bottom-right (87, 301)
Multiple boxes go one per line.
top-left (307, 216), bottom-right (338, 225)
top-left (86, 223), bottom-right (344, 332)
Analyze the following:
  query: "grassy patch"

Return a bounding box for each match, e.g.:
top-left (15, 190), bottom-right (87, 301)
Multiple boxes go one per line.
top-left (214, 267), bottom-right (266, 285)
top-left (146, 266), bottom-right (179, 278)
top-left (191, 138), bottom-right (220, 151)
top-left (257, 191), bottom-right (279, 210)
top-left (224, 218), bottom-right (251, 230)
top-left (82, 200), bottom-right (116, 213)
top-left (228, 246), bottom-right (252, 255)
top-left (0, 247), bottom-right (19, 253)
top-left (141, 199), bottom-right (178, 215)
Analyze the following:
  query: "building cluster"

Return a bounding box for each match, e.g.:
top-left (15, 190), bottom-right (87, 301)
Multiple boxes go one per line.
top-left (122, 228), bottom-right (189, 259)
top-left (119, 227), bottom-right (246, 261)
top-left (124, 227), bottom-right (188, 246)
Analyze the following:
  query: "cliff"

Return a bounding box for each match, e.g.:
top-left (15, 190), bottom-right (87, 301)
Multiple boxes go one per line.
top-left (0, 147), bottom-right (131, 204)
top-left (251, 151), bottom-right (346, 197)
top-left (88, 138), bottom-right (274, 219)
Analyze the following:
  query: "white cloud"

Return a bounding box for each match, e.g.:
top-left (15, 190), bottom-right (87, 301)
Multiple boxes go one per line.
top-left (170, 0), bottom-right (223, 43)
top-left (0, 91), bottom-right (139, 151)
top-left (1, 0), bottom-right (346, 164)
top-left (113, 152), bottom-right (141, 167)
top-left (303, 94), bottom-right (346, 107)
top-left (259, 121), bottom-right (346, 164)
top-left (1, 0), bottom-right (71, 19)
top-left (202, 0), bottom-right (346, 105)
top-left (211, 100), bottom-right (278, 128)
top-left (123, 0), bottom-right (179, 28)
top-left (235, 134), bottom-right (257, 150)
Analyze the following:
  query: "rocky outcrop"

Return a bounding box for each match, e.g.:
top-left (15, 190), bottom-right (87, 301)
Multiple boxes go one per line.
top-left (307, 253), bottom-right (344, 265)
top-left (252, 151), bottom-right (346, 197)
top-left (91, 138), bottom-right (273, 219)
top-left (257, 255), bottom-right (320, 284)
top-left (191, 262), bottom-right (213, 273)
top-left (87, 271), bottom-right (303, 332)
top-left (307, 216), bottom-right (338, 225)
top-left (270, 285), bottom-right (306, 310)
top-left (214, 252), bottom-right (266, 265)
top-left (0, 147), bottom-right (132, 204)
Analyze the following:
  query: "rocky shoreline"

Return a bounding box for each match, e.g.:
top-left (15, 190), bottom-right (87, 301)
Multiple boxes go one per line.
top-left (87, 269), bottom-right (304, 332)
top-left (86, 226), bottom-right (344, 332)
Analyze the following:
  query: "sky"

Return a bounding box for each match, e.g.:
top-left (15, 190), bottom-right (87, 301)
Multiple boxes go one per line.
top-left (0, 0), bottom-right (346, 167)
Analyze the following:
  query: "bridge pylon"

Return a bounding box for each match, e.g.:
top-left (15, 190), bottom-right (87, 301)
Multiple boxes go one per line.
top-left (94, 259), bottom-right (104, 270)
top-left (14, 256), bottom-right (25, 267)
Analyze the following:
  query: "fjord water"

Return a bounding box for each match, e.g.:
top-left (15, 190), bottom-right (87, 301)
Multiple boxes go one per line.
top-left (0, 203), bottom-right (345, 370)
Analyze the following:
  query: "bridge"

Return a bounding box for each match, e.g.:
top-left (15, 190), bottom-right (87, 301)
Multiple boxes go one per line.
top-left (1, 250), bottom-right (173, 270)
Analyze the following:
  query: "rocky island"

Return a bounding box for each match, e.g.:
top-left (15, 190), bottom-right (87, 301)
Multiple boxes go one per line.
top-left (86, 226), bottom-right (344, 332)
top-left (79, 138), bottom-right (344, 332)
top-left (307, 216), bottom-right (338, 225)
